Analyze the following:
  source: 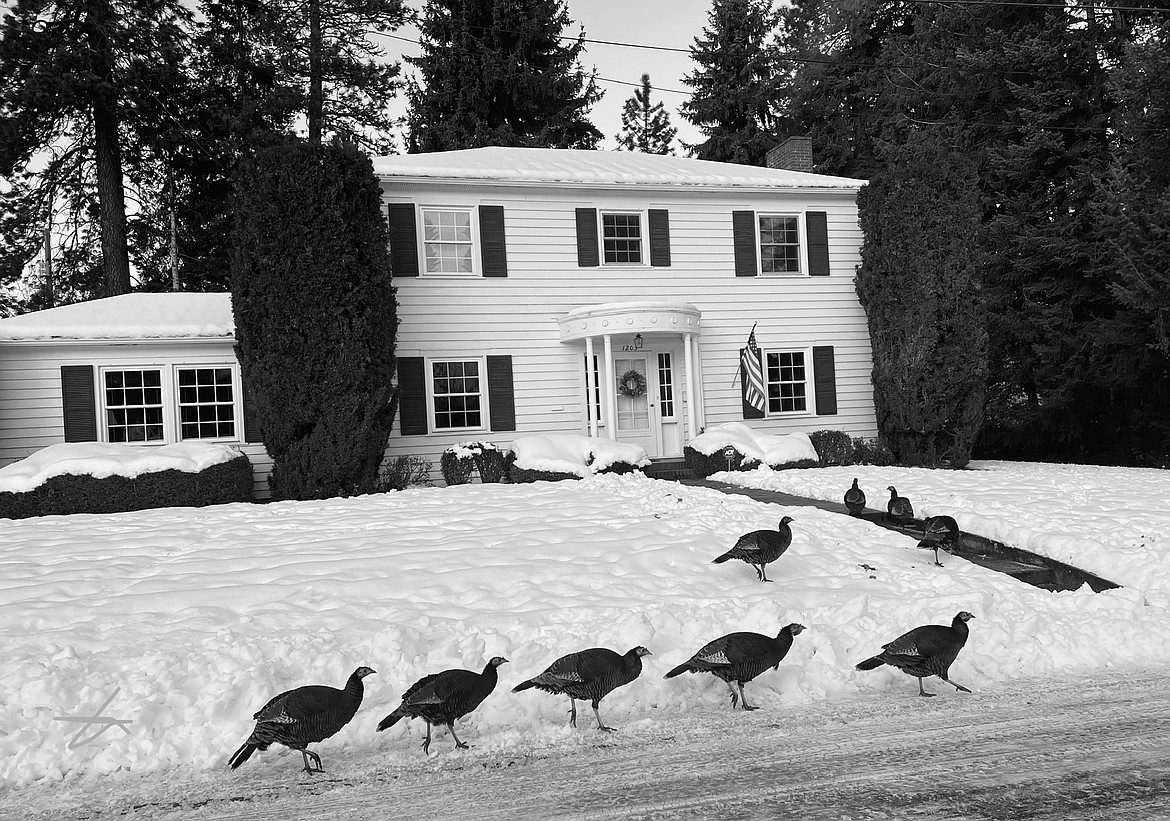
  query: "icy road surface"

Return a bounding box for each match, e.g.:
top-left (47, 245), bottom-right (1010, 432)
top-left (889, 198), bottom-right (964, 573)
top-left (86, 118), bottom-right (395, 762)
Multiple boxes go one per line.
top-left (7, 664), bottom-right (1169, 821)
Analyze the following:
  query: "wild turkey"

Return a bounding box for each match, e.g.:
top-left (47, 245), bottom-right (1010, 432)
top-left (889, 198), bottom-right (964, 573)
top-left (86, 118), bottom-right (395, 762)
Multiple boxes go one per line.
top-left (228, 665), bottom-right (375, 773)
top-left (844, 478), bottom-right (866, 516)
top-left (917, 515), bottom-right (960, 567)
top-left (886, 486), bottom-right (915, 526)
top-left (855, 611), bottom-right (975, 697)
top-left (513, 646), bottom-right (651, 731)
top-left (664, 624), bottom-right (806, 710)
top-left (712, 516), bottom-right (794, 582)
top-left (377, 657), bottom-right (508, 754)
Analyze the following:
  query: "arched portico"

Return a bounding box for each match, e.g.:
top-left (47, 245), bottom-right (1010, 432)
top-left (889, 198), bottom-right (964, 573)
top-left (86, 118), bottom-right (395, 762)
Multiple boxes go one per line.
top-left (557, 301), bottom-right (704, 458)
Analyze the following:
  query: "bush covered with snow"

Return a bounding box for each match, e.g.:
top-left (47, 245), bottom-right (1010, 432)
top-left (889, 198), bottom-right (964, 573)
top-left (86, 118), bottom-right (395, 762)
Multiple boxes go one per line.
top-left (508, 434), bottom-right (649, 482)
top-left (440, 441), bottom-right (509, 485)
top-left (686, 423), bottom-right (820, 478)
top-left (0, 443), bottom-right (253, 519)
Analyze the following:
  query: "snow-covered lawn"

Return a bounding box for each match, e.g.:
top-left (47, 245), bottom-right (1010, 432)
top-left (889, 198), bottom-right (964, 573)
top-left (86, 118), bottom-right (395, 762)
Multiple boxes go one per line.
top-left (1, 463), bottom-right (1167, 790)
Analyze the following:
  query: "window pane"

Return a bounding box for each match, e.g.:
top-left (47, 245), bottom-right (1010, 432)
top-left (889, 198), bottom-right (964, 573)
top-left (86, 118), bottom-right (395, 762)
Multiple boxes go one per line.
top-left (423, 209), bottom-right (475, 274)
top-left (759, 215), bottom-right (801, 274)
top-left (602, 213), bottom-right (643, 264)
top-left (765, 352), bottom-right (808, 413)
top-left (431, 359), bottom-right (484, 430)
top-left (176, 366), bottom-right (236, 441)
top-left (104, 369), bottom-right (165, 443)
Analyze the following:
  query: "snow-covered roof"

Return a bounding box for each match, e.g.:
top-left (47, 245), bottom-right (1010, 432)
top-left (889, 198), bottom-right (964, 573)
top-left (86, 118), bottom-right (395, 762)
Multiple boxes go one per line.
top-left (0, 293), bottom-right (234, 342)
top-left (371, 147), bottom-right (866, 190)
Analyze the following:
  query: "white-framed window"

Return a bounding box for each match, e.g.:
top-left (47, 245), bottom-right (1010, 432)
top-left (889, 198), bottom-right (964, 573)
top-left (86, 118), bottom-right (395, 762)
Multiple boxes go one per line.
top-left (177, 366), bottom-right (238, 440)
top-left (430, 358), bottom-right (485, 431)
top-left (103, 368), bottom-right (165, 442)
top-left (765, 350), bottom-right (810, 414)
top-left (421, 207), bottom-right (475, 275)
top-left (601, 211), bottom-right (643, 264)
top-left (759, 213), bottom-right (803, 274)
top-left (100, 363), bottom-right (242, 444)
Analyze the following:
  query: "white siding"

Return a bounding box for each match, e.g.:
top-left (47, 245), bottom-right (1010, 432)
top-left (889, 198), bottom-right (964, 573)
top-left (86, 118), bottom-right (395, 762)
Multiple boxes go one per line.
top-left (383, 180), bottom-right (877, 475)
top-left (0, 339), bottom-right (273, 499)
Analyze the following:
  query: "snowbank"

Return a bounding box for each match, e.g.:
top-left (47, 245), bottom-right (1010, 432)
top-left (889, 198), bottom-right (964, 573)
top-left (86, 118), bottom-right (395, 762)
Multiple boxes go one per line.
top-left (0, 441), bottom-right (245, 494)
top-left (688, 422), bottom-right (819, 466)
top-left (511, 434), bottom-right (650, 476)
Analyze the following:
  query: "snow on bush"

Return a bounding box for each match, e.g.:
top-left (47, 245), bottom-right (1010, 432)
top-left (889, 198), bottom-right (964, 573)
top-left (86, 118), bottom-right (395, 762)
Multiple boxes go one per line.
top-left (688, 422), bottom-right (819, 466)
top-left (511, 434), bottom-right (650, 476)
top-left (0, 441), bottom-right (244, 494)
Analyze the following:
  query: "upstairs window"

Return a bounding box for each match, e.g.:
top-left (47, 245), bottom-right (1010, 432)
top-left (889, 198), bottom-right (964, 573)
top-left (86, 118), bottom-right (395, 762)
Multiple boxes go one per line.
top-left (602, 212), bottom-right (642, 264)
top-left (422, 208), bottom-right (474, 274)
top-left (759, 214), bottom-right (801, 274)
top-left (766, 351), bottom-right (809, 413)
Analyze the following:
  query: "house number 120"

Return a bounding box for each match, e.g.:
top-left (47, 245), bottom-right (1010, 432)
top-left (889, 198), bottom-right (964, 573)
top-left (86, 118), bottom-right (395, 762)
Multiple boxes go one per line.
top-left (620, 344), bottom-right (640, 351)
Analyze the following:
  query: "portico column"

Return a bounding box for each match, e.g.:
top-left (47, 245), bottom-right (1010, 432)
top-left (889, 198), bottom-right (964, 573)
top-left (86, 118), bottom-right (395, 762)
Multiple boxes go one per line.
top-left (603, 334), bottom-right (617, 441)
top-left (683, 332), bottom-right (697, 439)
top-left (585, 336), bottom-right (598, 438)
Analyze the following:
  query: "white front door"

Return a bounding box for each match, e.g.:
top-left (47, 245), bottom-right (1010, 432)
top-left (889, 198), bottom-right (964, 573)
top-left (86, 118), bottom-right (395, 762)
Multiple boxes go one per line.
top-left (614, 355), bottom-right (659, 458)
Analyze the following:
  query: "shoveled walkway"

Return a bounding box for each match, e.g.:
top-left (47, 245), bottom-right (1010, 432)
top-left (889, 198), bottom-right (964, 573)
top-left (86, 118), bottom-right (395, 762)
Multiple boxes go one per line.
top-left (675, 478), bottom-right (1121, 594)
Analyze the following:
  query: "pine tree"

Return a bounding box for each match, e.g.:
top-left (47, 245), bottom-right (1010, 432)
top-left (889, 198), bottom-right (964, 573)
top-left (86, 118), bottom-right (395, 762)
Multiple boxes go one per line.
top-left (680, 0), bottom-right (784, 165)
top-left (406, 0), bottom-right (602, 152)
top-left (231, 139), bottom-right (398, 501)
top-left (615, 73), bottom-right (677, 155)
top-left (0, 0), bottom-right (193, 299)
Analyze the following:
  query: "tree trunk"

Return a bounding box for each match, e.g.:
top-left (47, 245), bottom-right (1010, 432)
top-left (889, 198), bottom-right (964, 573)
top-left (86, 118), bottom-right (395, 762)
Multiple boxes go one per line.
top-left (308, 0), bottom-right (322, 144)
top-left (86, 0), bottom-right (131, 296)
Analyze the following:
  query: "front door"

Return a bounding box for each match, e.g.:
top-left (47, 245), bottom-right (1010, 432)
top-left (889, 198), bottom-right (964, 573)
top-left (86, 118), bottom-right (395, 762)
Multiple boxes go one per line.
top-left (614, 356), bottom-right (658, 457)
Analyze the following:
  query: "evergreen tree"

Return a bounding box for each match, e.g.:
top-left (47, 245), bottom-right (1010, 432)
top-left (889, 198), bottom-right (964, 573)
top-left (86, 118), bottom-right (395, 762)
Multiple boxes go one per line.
top-left (406, 0), bottom-right (603, 152)
top-left (615, 73), bottom-right (677, 155)
top-left (680, 0), bottom-right (784, 165)
top-left (855, 139), bottom-right (988, 467)
top-left (231, 139), bottom-right (398, 501)
top-left (0, 0), bottom-right (193, 299)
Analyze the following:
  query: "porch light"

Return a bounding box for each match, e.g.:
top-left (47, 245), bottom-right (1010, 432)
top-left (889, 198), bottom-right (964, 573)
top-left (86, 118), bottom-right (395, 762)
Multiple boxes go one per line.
top-left (633, 333), bottom-right (643, 350)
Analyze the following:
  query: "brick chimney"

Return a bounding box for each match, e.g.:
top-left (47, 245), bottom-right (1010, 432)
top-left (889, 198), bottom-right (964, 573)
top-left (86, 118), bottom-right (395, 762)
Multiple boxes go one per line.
top-left (766, 135), bottom-right (814, 173)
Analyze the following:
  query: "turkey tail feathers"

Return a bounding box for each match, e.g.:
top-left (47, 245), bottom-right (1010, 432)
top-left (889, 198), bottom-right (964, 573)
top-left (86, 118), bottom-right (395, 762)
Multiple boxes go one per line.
top-left (512, 679), bottom-right (537, 693)
top-left (228, 742), bottom-right (258, 770)
top-left (663, 662), bottom-right (692, 679)
top-left (376, 711), bottom-right (404, 732)
top-left (855, 656), bottom-right (885, 671)
top-left (711, 553), bottom-right (732, 564)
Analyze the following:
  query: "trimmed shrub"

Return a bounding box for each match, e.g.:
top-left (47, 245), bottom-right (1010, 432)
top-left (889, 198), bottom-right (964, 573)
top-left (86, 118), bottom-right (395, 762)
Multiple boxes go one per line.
top-left (508, 466), bottom-right (582, 484)
top-left (0, 455), bottom-right (254, 519)
top-left (440, 449), bottom-right (476, 485)
top-left (472, 444), bottom-right (509, 483)
top-left (685, 446), bottom-right (761, 479)
top-left (809, 429), bottom-right (854, 465)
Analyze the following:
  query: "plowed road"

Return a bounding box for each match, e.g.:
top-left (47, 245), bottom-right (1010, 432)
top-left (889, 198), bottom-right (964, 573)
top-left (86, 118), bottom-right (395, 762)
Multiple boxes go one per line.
top-left (9, 666), bottom-right (1170, 820)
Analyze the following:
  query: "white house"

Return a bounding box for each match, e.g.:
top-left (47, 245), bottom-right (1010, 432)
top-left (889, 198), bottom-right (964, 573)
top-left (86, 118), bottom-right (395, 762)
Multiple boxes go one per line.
top-left (0, 146), bottom-right (876, 494)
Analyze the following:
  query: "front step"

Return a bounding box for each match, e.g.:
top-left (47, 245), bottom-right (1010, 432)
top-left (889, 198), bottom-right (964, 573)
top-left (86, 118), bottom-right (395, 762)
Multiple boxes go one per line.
top-left (643, 458), bottom-right (693, 481)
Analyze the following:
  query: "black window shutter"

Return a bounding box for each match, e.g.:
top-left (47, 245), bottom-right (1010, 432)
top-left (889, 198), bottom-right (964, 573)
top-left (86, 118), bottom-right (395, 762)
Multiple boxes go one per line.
top-left (740, 349), bottom-right (765, 420)
top-left (648, 209), bottom-right (671, 267)
top-left (806, 211), bottom-right (830, 276)
top-left (387, 203), bottom-right (419, 277)
top-left (813, 345), bottom-right (838, 415)
top-left (732, 210), bottom-right (758, 277)
top-left (487, 355), bottom-right (516, 432)
top-left (397, 357), bottom-right (428, 435)
top-left (479, 205), bottom-right (508, 277)
top-left (575, 208), bottom-right (599, 267)
top-left (242, 380), bottom-right (262, 444)
top-left (61, 365), bottom-right (97, 442)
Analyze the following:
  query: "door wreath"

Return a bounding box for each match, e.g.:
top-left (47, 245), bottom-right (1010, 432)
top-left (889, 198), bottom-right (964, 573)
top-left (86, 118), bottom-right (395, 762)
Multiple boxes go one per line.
top-left (618, 369), bottom-right (647, 398)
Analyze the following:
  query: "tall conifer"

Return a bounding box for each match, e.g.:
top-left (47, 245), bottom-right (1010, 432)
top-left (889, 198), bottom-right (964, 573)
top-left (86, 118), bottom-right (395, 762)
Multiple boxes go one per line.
top-left (615, 73), bottom-right (677, 155)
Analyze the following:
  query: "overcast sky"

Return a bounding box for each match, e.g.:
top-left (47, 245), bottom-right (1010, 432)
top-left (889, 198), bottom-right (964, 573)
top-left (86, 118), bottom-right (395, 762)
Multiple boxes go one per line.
top-left (377, 0), bottom-right (713, 151)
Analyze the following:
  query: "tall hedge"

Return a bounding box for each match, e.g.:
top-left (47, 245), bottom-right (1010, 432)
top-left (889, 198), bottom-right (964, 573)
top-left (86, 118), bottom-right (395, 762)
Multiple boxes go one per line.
top-left (231, 139), bottom-right (398, 500)
top-left (855, 144), bottom-right (988, 467)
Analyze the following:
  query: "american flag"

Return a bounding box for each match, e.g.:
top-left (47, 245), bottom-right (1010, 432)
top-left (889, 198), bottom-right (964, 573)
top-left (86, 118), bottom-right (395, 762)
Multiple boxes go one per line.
top-left (741, 325), bottom-right (766, 413)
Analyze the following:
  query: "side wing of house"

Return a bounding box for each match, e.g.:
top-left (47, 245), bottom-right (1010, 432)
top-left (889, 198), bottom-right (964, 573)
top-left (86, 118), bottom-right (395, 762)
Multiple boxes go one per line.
top-left (380, 177), bottom-right (877, 471)
top-left (0, 339), bottom-right (272, 498)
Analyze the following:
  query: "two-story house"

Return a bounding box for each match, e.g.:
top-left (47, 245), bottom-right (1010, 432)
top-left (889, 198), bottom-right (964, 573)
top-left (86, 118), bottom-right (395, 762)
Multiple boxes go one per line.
top-left (0, 145), bottom-right (876, 493)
